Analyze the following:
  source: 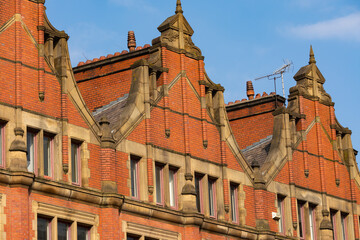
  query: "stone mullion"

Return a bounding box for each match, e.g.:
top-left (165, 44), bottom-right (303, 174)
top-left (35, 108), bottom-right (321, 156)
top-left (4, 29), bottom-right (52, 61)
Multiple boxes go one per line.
top-left (161, 47), bottom-right (170, 137)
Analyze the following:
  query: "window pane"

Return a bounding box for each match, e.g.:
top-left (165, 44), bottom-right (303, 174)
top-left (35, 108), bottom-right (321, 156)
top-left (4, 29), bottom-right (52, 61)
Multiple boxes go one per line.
top-left (43, 136), bottom-right (51, 177)
top-left (169, 169), bottom-right (176, 207)
top-left (231, 185), bottom-right (237, 222)
top-left (71, 142), bottom-right (78, 183)
top-left (309, 206), bottom-right (315, 240)
top-left (298, 202), bottom-right (304, 238)
top-left (195, 175), bottom-right (201, 212)
top-left (77, 225), bottom-right (90, 240)
top-left (155, 164), bottom-right (162, 204)
top-left (0, 126), bottom-right (2, 166)
top-left (131, 158), bottom-right (138, 198)
top-left (277, 196), bottom-right (284, 233)
top-left (37, 217), bottom-right (50, 240)
top-left (27, 132), bottom-right (35, 172)
top-left (127, 234), bottom-right (140, 240)
top-left (208, 179), bottom-right (215, 217)
top-left (58, 221), bottom-right (70, 240)
top-left (341, 213), bottom-right (347, 240)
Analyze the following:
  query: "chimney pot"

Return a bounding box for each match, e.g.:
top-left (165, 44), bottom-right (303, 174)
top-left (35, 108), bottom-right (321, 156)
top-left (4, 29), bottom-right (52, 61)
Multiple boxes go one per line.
top-left (246, 81), bottom-right (255, 100)
top-left (128, 31), bottom-right (136, 52)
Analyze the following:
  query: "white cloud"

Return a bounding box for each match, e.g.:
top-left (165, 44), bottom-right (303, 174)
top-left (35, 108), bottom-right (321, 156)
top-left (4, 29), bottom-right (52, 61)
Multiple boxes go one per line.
top-left (287, 12), bottom-right (360, 42)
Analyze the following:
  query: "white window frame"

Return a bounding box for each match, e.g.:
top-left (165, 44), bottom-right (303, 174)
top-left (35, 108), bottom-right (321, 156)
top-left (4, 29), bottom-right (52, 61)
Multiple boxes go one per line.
top-left (208, 177), bottom-right (217, 218)
top-left (195, 173), bottom-right (204, 213)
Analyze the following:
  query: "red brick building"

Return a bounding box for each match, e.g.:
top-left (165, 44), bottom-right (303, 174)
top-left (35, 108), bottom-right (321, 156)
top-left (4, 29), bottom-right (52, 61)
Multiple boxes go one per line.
top-left (0, 0), bottom-right (359, 239)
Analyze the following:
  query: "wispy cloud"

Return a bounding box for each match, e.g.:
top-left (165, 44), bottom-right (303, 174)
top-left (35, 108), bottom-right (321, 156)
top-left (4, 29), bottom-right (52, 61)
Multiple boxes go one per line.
top-left (286, 12), bottom-right (360, 42)
top-left (108, 0), bottom-right (158, 13)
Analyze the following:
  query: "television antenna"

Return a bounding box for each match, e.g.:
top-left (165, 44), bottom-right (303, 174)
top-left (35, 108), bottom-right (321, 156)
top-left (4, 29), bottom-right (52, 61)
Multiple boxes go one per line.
top-left (255, 60), bottom-right (293, 106)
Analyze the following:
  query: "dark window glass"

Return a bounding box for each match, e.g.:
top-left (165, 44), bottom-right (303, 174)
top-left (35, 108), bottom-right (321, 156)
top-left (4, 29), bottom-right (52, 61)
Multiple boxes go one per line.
top-left (71, 142), bottom-right (79, 183)
top-left (77, 225), bottom-right (90, 240)
top-left (230, 184), bottom-right (238, 222)
top-left (43, 135), bottom-right (52, 177)
top-left (208, 178), bottom-right (216, 217)
top-left (58, 221), bottom-right (69, 240)
top-left (130, 157), bottom-right (139, 198)
top-left (127, 234), bottom-right (141, 240)
top-left (37, 217), bottom-right (50, 240)
top-left (298, 202), bottom-right (304, 238)
top-left (195, 174), bottom-right (202, 212)
top-left (27, 131), bottom-right (36, 173)
top-left (155, 164), bottom-right (163, 204)
top-left (0, 125), bottom-right (3, 166)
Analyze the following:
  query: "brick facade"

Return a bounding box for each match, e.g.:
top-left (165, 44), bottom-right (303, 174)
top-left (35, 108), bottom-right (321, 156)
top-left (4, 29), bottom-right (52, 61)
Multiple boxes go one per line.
top-left (0, 0), bottom-right (358, 239)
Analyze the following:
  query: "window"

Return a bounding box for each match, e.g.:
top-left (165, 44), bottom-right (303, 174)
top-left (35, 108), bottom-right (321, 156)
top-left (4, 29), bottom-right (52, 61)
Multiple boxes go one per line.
top-left (43, 134), bottom-right (53, 177)
top-left (78, 225), bottom-right (91, 240)
top-left (35, 202), bottom-right (97, 240)
top-left (230, 184), bottom-right (238, 223)
top-left (195, 173), bottom-right (203, 213)
top-left (341, 213), bottom-right (348, 240)
top-left (208, 177), bottom-right (217, 218)
top-left (27, 129), bottom-right (37, 173)
top-left (127, 234), bottom-right (141, 240)
top-left (169, 167), bottom-right (177, 208)
top-left (37, 217), bottom-right (51, 240)
top-left (277, 195), bottom-right (285, 234)
top-left (298, 201), bottom-right (305, 239)
top-left (155, 163), bottom-right (164, 205)
top-left (130, 155), bottom-right (140, 198)
top-left (309, 205), bottom-right (316, 240)
top-left (0, 124), bottom-right (4, 167)
top-left (58, 221), bottom-right (71, 240)
top-left (71, 141), bottom-right (81, 184)
top-left (331, 210), bottom-right (337, 240)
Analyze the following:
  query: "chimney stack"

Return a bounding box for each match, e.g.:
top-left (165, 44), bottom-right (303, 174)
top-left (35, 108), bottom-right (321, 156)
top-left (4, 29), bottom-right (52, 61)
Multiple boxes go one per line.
top-left (128, 31), bottom-right (136, 52)
top-left (246, 81), bottom-right (255, 100)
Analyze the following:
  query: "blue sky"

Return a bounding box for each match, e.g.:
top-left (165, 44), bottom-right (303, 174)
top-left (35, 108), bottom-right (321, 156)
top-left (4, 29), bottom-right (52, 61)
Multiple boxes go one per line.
top-left (45, 0), bottom-right (360, 150)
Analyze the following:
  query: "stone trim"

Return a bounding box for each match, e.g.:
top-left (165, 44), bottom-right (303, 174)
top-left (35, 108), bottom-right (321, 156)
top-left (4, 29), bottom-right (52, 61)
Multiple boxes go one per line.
top-left (123, 221), bottom-right (181, 240)
top-left (28, 0), bottom-right (45, 3)
top-left (32, 201), bottom-right (99, 240)
top-left (0, 194), bottom-right (6, 240)
top-left (152, 104), bottom-right (218, 126)
top-left (0, 56), bottom-right (56, 76)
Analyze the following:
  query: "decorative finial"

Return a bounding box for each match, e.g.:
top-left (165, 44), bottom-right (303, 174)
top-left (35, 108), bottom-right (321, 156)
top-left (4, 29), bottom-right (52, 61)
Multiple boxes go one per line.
top-left (175, 0), bottom-right (183, 14)
top-left (128, 31), bottom-right (136, 52)
top-left (309, 45), bottom-right (316, 64)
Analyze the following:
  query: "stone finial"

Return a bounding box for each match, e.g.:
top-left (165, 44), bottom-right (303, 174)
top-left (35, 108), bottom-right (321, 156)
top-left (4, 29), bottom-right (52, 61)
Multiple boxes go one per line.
top-left (175, 0), bottom-right (183, 14)
top-left (309, 45), bottom-right (316, 65)
top-left (246, 81), bottom-right (255, 100)
top-left (127, 31), bottom-right (136, 52)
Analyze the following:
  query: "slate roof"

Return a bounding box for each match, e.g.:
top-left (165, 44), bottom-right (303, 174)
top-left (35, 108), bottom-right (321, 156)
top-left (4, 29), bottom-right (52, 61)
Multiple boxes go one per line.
top-left (93, 94), bottom-right (129, 130)
top-left (242, 135), bottom-right (272, 167)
